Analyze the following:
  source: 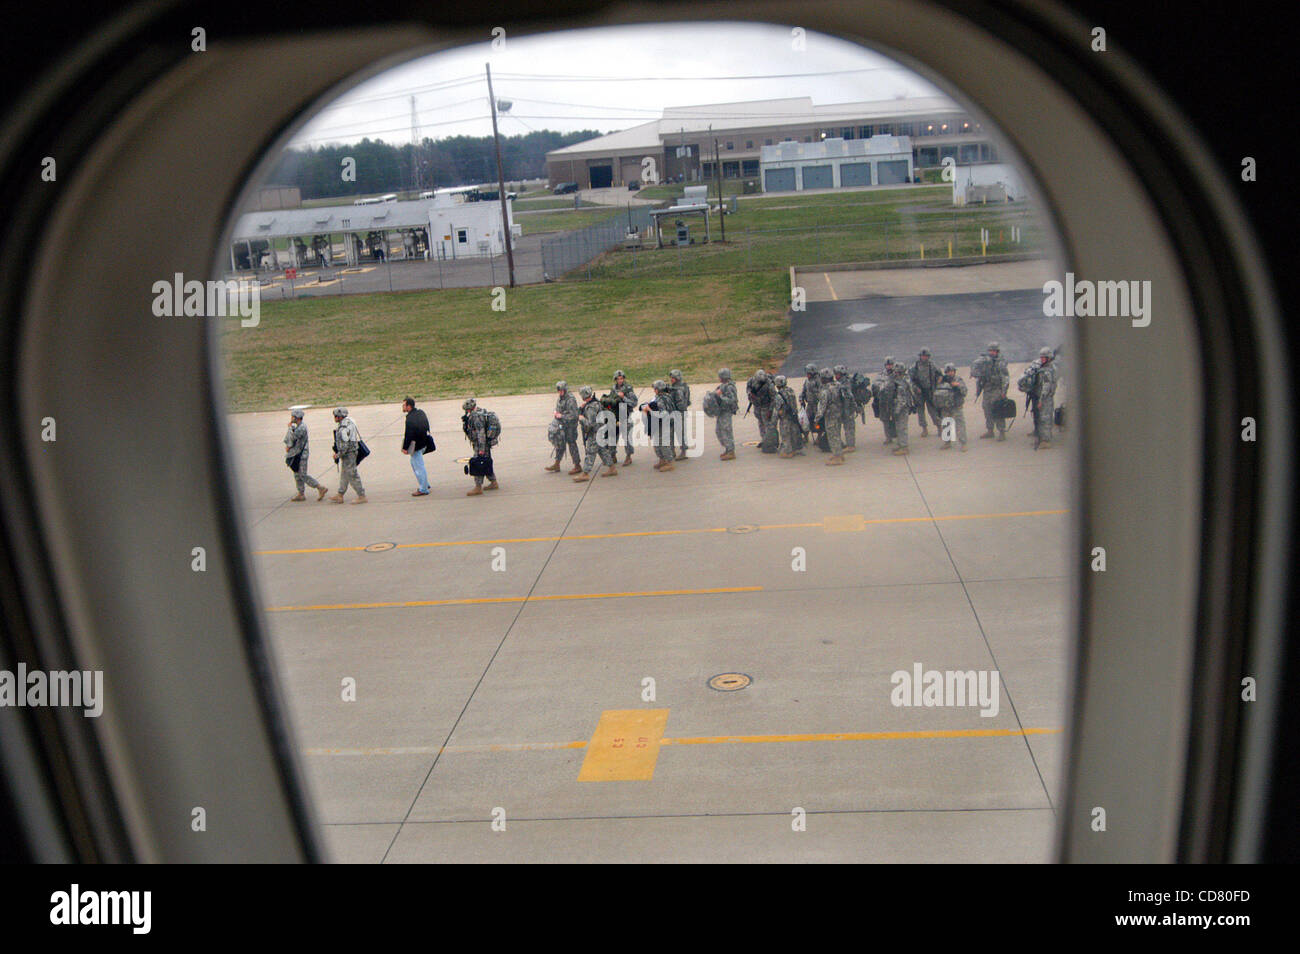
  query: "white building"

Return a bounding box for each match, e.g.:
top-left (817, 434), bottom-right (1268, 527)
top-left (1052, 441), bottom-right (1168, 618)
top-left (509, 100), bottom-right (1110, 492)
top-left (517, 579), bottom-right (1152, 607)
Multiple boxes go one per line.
top-left (229, 194), bottom-right (517, 269)
top-left (758, 135), bottom-right (914, 192)
top-left (952, 162), bottom-right (1029, 205)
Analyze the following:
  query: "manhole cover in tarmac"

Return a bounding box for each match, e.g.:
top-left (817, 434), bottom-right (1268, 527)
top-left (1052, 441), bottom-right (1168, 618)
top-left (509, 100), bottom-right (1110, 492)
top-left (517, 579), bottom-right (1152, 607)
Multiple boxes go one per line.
top-left (363, 542), bottom-right (396, 552)
top-left (727, 524), bottom-right (759, 534)
top-left (709, 673), bottom-right (752, 692)
top-left (743, 440), bottom-right (760, 446)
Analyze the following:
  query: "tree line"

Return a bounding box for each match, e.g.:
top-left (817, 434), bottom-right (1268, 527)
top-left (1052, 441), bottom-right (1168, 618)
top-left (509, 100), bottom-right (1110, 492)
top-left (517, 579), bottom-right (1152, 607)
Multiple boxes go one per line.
top-left (267, 129), bottom-right (606, 199)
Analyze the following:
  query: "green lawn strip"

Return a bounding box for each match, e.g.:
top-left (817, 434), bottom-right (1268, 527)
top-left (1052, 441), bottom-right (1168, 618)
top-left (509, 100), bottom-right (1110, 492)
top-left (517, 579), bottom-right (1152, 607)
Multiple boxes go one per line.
top-left (220, 271), bottom-right (790, 412)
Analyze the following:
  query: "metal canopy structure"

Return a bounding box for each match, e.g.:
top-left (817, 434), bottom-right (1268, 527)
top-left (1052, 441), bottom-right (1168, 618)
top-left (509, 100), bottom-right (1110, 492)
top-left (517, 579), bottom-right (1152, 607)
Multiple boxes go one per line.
top-left (648, 203), bottom-right (712, 248)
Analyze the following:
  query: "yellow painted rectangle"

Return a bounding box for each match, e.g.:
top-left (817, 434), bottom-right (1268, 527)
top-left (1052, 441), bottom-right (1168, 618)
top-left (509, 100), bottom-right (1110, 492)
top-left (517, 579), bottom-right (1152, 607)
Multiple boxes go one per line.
top-left (578, 709), bottom-right (669, 781)
top-left (823, 514), bottom-right (866, 532)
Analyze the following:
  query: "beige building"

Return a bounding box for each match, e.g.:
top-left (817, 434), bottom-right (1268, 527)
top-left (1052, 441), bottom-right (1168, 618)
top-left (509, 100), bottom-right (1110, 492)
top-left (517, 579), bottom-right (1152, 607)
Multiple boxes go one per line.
top-left (545, 96), bottom-right (998, 190)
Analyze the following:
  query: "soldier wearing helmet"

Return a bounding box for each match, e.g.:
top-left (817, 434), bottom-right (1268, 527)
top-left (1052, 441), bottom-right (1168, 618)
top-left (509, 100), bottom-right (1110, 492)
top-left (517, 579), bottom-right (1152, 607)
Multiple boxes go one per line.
top-left (667, 369), bottom-right (692, 461)
top-left (328, 407), bottom-right (367, 504)
top-left (1032, 347), bottom-right (1059, 449)
top-left (832, 364), bottom-right (859, 453)
top-left (462, 398), bottom-right (500, 495)
top-left (284, 407), bottom-right (328, 502)
top-left (611, 370), bottom-right (637, 465)
top-left (910, 347), bottom-right (943, 437)
top-left (574, 385), bottom-right (619, 482)
top-left (934, 362), bottom-right (969, 451)
top-left (640, 380), bottom-right (677, 471)
top-left (799, 363), bottom-right (825, 452)
top-left (545, 380), bottom-right (582, 474)
top-left (883, 363), bottom-right (918, 456)
top-left (746, 368), bottom-right (776, 444)
top-left (713, 368), bottom-right (740, 460)
top-left (873, 357), bottom-right (899, 446)
top-left (770, 374), bottom-right (802, 459)
top-left (973, 341), bottom-right (1011, 441)
top-left (816, 367), bottom-right (848, 465)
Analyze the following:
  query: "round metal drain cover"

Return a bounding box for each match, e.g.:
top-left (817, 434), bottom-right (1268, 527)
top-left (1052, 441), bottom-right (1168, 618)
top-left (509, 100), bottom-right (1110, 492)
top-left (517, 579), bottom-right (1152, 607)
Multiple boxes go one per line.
top-left (743, 440), bottom-right (760, 447)
top-left (363, 542), bottom-right (396, 552)
top-left (709, 672), bottom-right (752, 691)
top-left (727, 524), bottom-right (758, 534)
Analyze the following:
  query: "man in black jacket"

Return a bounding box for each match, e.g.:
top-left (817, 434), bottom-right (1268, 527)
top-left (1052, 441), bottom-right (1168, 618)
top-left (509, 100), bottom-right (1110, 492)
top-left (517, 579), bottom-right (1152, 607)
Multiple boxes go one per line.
top-left (401, 397), bottom-right (434, 496)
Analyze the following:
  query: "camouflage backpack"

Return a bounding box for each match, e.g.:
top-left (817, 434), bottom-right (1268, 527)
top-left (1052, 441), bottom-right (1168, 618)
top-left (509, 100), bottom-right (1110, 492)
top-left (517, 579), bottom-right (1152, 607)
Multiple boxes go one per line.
top-left (849, 372), bottom-right (872, 407)
top-left (971, 354), bottom-right (992, 383)
top-left (702, 389), bottom-right (721, 418)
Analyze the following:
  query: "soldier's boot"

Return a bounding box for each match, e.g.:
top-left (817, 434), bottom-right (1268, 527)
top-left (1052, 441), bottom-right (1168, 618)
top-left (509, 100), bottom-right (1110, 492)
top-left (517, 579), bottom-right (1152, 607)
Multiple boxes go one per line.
top-left (996, 431), bottom-right (1006, 442)
top-left (573, 472), bottom-right (591, 482)
top-left (622, 452), bottom-right (634, 466)
top-left (567, 466), bottom-right (583, 475)
top-left (920, 426), bottom-right (929, 437)
top-left (892, 446), bottom-right (909, 456)
top-left (653, 459), bottom-right (663, 470)
top-left (328, 493), bottom-right (345, 503)
top-left (720, 451), bottom-right (736, 461)
top-left (883, 438), bottom-right (894, 446)
top-left (544, 462), bottom-right (561, 472)
top-left (351, 495), bottom-right (367, 504)
top-left (290, 493), bottom-right (306, 501)
top-left (779, 452), bottom-right (795, 459)
top-left (959, 444), bottom-right (968, 452)
top-left (825, 456), bottom-right (845, 466)
top-left (980, 430), bottom-right (994, 439)
top-left (843, 445), bottom-right (857, 453)
top-left (940, 441), bottom-right (952, 450)
top-left (603, 465), bottom-right (619, 477)
top-left (675, 449), bottom-right (687, 460)
top-left (485, 480), bottom-right (499, 491)
top-left (1038, 439), bottom-right (1053, 449)
top-left (317, 485), bottom-right (329, 500)
top-left (659, 461), bottom-right (675, 472)
top-left (466, 486), bottom-right (483, 496)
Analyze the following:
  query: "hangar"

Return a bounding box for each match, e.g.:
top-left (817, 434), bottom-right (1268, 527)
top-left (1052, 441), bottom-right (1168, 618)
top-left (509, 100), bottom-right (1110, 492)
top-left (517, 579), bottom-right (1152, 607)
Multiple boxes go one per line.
top-left (759, 134), bottom-right (914, 192)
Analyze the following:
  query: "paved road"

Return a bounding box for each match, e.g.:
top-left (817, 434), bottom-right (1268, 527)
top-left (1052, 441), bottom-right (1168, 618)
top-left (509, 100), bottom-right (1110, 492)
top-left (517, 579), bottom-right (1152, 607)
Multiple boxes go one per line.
top-left (782, 289), bottom-right (1065, 374)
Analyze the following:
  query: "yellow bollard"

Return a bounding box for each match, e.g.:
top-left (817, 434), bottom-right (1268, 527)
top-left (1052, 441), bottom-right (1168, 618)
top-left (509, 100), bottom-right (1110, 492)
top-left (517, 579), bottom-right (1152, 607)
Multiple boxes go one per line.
top-left (948, 239), bottom-right (953, 259)
top-left (920, 244), bottom-right (925, 260)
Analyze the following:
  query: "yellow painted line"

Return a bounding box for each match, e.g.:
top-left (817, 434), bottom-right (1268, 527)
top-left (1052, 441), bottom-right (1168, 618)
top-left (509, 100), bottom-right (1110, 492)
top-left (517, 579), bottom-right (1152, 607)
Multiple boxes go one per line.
top-left (304, 726), bottom-right (1063, 757)
top-left (823, 272), bottom-right (839, 301)
top-left (266, 585), bottom-right (761, 613)
top-left (578, 709), bottom-right (670, 781)
top-left (660, 727), bottom-right (1063, 746)
top-left (254, 509), bottom-right (1068, 556)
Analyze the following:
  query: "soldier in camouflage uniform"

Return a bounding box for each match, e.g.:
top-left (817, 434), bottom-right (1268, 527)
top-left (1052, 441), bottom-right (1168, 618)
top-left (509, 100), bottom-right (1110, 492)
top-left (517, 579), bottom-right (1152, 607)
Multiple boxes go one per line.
top-left (746, 369), bottom-right (776, 442)
top-left (934, 362), bottom-right (969, 451)
top-left (328, 407), bottom-right (367, 503)
top-left (668, 369), bottom-right (692, 460)
top-left (974, 341), bottom-right (1011, 441)
top-left (799, 362), bottom-right (824, 452)
top-left (284, 408), bottom-right (328, 501)
top-left (910, 347), bottom-right (943, 436)
top-left (816, 367), bottom-right (847, 465)
top-left (715, 368), bottom-right (739, 460)
top-left (641, 379), bottom-right (677, 471)
top-left (462, 398), bottom-right (500, 495)
top-left (833, 365), bottom-right (858, 453)
top-left (885, 364), bottom-right (917, 456)
top-left (574, 385), bottom-right (619, 481)
top-left (873, 357), bottom-right (898, 446)
top-left (771, 374), bottom-right (801, 458)
top-left (611, 370), bottom-right (637, 465)
top-left (544, 380), bottom-right (582, 474)
top-left (1031, 346), bottom-right (1059, 449)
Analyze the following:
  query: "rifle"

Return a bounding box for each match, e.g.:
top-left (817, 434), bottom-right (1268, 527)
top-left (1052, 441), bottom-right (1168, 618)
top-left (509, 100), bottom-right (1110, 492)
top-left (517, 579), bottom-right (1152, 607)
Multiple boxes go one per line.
top-left (743, 400), bottom-right (752, 418)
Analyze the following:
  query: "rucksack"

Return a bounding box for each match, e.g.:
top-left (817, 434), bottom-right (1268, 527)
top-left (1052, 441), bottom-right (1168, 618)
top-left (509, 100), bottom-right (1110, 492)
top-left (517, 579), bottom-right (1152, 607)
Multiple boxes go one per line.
top-left (1017, 365), bottom-right (1039, 394)
top-left (850, 372), bottom-right (872, 406)
top-left (971, 354), bottom-right (991, 382)
top-left (484, 410), bottom-right (501, 445)
top-left (702, 389), bottom-right (721, 418)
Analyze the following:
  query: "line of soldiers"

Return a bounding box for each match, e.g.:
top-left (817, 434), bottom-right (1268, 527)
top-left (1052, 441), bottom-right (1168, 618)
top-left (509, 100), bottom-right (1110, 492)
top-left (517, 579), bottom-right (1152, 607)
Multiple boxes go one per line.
top-left (283, 406), bottom-right (369, 503)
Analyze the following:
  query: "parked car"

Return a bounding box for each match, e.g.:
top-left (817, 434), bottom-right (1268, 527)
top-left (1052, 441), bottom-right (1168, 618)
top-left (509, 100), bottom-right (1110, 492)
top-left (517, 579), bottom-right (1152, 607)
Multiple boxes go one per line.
top-left (553, 182), bottom-right (579, 194)
top-left (627, 180), bottom-right (640, 191)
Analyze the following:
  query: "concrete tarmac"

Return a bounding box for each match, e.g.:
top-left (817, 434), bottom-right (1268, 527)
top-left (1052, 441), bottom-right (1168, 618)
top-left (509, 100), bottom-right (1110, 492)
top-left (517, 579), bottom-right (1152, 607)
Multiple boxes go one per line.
top-left (230, 371), bottom-right (1069, 862)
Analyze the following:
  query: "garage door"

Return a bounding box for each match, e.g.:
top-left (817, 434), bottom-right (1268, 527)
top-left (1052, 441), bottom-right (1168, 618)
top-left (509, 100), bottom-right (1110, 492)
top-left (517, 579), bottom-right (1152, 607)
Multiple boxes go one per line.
top-left (764, 167), bottom-right (795, 192)
top-left (876, 160), bottom-right (910, 184)
top-left (840, 162), bottom-right (872, 186)
top-left (801, 164), bottom-right (833, 189)
top-left (620, 160), bottom-right (640, 185)
top-left (589, 164), bottom-right (613, 189)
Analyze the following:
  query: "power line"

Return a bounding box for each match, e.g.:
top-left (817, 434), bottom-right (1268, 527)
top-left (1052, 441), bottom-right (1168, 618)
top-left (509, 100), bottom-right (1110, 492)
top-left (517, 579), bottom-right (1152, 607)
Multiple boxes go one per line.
top-left (490, 65), bottom-right (918, 82)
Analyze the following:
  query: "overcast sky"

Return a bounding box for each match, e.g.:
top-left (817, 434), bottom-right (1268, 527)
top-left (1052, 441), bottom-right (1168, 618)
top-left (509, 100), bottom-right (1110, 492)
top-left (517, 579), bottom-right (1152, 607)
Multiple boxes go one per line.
top-left (288, 22), bottom-right (949, 148)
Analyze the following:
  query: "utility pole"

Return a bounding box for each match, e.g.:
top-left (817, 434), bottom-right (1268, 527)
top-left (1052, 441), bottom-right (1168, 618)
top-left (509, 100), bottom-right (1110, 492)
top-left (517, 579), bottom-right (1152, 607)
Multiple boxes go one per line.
top-left (714, 134), bottom-right (725, 243)
top-left (409, 96), bottom-right (420, 193)
top-left (485, 62), bottom-right (516, 287)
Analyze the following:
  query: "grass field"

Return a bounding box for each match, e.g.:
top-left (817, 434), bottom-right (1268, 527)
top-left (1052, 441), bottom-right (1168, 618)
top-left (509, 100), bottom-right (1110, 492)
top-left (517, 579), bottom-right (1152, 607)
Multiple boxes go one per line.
top-left (518, 207), bottom-right (622, 235)
top-left (585, 186), bottom-right (1046, 280)
top-left (512, 197), bottom-right (596, 211)
top-left (220, 271), bottom-right (789, 411)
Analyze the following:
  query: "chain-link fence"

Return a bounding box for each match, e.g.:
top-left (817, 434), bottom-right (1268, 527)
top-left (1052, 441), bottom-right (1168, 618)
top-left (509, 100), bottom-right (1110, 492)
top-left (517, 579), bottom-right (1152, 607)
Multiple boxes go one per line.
top-left (540, 206), bottom-right (656, 280)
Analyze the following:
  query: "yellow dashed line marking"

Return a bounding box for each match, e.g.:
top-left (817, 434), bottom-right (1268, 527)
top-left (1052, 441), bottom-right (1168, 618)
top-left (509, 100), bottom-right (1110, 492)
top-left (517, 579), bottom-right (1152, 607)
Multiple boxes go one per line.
top-left (266, 585), bottom-right (762, 613)
top-left (254, 510), bottom-right (1068, 555)
top-left (304, 726), bottom-right (1063, 757)
top-left (578, 709), bottom-right (671, 781)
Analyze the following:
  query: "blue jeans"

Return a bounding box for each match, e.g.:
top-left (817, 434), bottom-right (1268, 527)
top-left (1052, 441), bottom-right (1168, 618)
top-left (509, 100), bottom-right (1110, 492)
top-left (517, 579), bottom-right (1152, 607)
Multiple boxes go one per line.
top-left (410, 448), bottom-right (429, 493)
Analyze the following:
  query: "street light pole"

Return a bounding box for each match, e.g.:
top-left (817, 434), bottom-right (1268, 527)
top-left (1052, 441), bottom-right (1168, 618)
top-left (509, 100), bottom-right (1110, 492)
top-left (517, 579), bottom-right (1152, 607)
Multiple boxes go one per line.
top-left (485, 62), bottom-right (516, 288)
